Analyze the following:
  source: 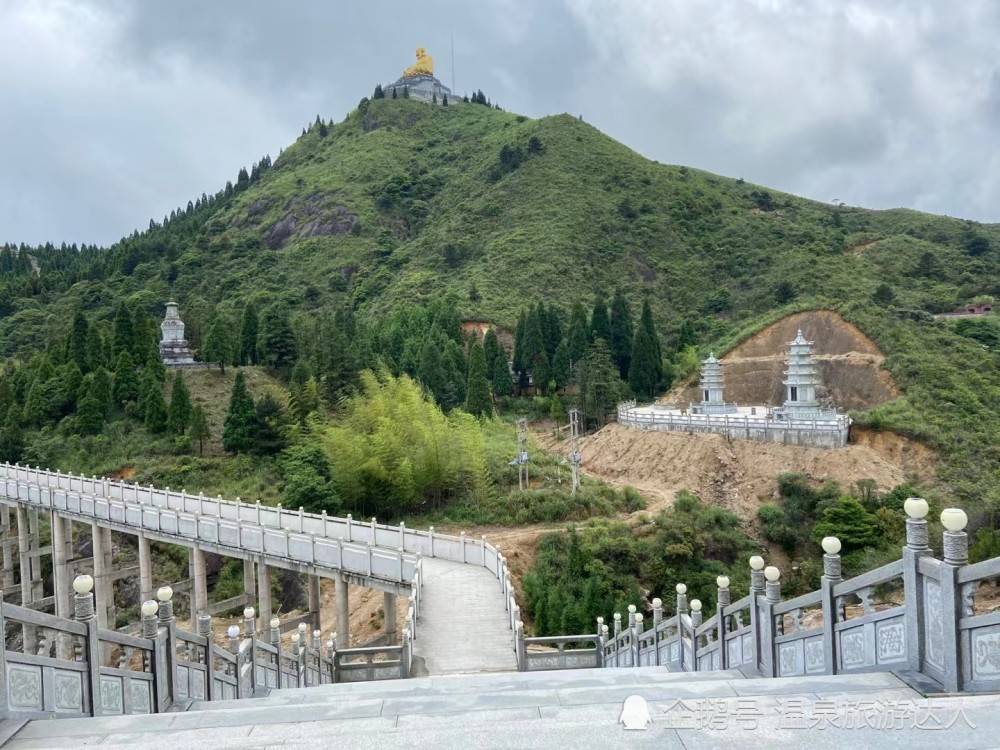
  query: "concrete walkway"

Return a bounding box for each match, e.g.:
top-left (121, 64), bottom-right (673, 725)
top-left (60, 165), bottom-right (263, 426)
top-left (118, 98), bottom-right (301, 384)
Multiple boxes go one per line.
top-left (7, 668), bottom-right (997, 749)
top-left (412, 557), bottom-right (517, 675)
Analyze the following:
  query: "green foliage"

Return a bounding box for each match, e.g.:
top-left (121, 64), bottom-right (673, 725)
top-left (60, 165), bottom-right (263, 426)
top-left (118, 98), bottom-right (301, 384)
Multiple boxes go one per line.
top-left (167, 374), bottom-right (192, 435)
top-left (590, 296), bottom-right (611, 347)
top-left (278, 441), bottom-right (338, 513)
top-left (465, 337), bottom-right (493, 417)
top-left (112, 351), bottom-right (138, 406)
top-left (222, 371), bottom-right (256, 453)
top-left (872, 283), bottom-right (895, 306)
top-left (628, 299), bottom-right (663, 399)
top-left (204, 316), bottom-right (233, 373)
top-left (318, 371), bottom-right (488, 519)
top-left (609, 289), bottom-right (634, 380)
top-left (189, 405), bottom-right (209, 455)
top-left (812, 497), bottom-right (881, 551)
top-left (238, 304), bottom-right (259, 366)
top-left (259, 306), bottom-right (297, 373)
top-left (140, 369), bottom-right (167, 433)
top-left (578, 338), bottom-right (623, 427)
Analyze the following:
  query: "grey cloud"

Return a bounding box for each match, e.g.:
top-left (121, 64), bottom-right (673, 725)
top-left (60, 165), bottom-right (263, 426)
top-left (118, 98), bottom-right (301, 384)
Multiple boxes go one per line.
top-left (0, 0), bottom-right (997, 246)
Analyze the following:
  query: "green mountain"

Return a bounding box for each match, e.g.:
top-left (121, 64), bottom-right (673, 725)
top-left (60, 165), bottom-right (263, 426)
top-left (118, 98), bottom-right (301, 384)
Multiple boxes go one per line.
top-left (2, 96), bottom-right (1000, 512)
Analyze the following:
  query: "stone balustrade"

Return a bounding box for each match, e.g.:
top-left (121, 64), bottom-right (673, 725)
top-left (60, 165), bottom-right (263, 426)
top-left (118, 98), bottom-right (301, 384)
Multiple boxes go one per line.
top-left (519, 499), bottom-right (1000, 694)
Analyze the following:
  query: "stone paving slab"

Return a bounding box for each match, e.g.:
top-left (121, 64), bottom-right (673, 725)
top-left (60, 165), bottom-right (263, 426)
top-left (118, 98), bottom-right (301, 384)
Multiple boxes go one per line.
top-left (412, 557), bottom-right (516, 675)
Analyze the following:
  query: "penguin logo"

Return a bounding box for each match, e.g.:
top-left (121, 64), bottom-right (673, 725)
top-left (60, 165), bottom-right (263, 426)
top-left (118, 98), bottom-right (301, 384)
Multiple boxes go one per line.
top-left (619, 695), bottom-right (652, 731)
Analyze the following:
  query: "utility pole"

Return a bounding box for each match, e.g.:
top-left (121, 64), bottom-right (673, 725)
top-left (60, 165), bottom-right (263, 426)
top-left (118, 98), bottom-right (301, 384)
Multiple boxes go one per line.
top-left (568, 408), bottom-right (582, 495)
top-left (511, 418), bottom-right (529, 491)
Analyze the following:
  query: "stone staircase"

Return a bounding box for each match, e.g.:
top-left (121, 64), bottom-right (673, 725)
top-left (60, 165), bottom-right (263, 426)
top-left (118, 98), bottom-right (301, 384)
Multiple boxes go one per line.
top-left (5, 667), bottom-right (996, 749)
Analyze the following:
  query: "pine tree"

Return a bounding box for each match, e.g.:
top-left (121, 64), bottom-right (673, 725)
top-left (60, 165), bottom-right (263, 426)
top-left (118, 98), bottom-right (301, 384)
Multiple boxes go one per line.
top-left (204, 317), bottom-right (232, 373)
top-left (259, 307), bottom-right (297, 372)
top-left (442, 94), bottom-right (448, 106)
top-left (131, 306), bottom-right (157, 364)
top-left (590, 296), bottom-right (612, 347)
top-left (417, 334), bottom-right (452, 407)
top-left (145, 349), bottom-right (167, 383)
top-left (483, 328), bottom-right (503, 375)
top-left (512, 312), bottom-right (527, 375)
top-left (579, 338), bottom-right (622, 427)
top-left (85, 325), bottom-right (105, 372)
top-left (70, 311), bottom-right (89, 372)
top-left (518, 307), bottom-right (546, 384)
top-left (465, 338), bottom-right (492, 417)
top-left (552, 339), bottom-right (571, 389)
top-left (609, 289), bottom-right (634, 380)
top-left (140, 370), bottom-right (167, 432)
top-left (223, 371), bottom-right (257, 453)
top-left (167, 374), bottom-right (192, 435)
top-left (189, 405), bottom-right (209, 456)
top-left (403, 86), bottom-right (410, 99)
top-left (76, 385), bottom-right (104, 436)
top-left (491, 355), bottom-right (513, 398)
top-left (112, 351), bottom-right (139, 406)
top-left (111, 302), bottom-right (134, 360)
top-left (628, 299), bottom-right (664, 400)
top-left (566, 302), bottom-right (590, 367)
top-left (392, 87), bottom-right (398, 100)
top-left (238, 304), bottom-right (259, 365)
top-left (373, 83), bottom-right (384, 99)
top-left (540, 302), bottom-right (562, 360)
top-left (90, 368), bottom-right (113, 409)
top-left (0, 411), bottom-right (24, 463)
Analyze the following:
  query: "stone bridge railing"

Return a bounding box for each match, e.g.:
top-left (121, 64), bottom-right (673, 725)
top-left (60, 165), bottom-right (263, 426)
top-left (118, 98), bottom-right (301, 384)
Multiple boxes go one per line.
top-left (0, 567), bottom-right (417, 720)
top-left (517, 499), bottom-right (1000, 694)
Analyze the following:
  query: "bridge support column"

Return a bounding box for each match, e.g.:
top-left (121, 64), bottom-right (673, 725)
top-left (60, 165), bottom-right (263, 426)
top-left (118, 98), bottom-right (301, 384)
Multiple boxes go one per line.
top-left (91, 522), bottom-right (114, 629)
top-left (27, 510), bottom-right (43, 600)
top-left (16, 506), bottom-right (30, 606)
top-left (137, 532), bottom-right (152, 604)
top-left (1, 506), bottom-right (14, 589)
top-left (243, 560), bottom-right (256, 605)
top-left (256, 561), bottom-right (271, 629)
top-left (308, 575), bottom-right (321, 633)
top-left (383, 592), bottom-right (397, 643)
top-left (191, 546), bottom-right (208, 625)
top-left (335, 576), bottom-right (349, 649)
top-left (50, 510), bottom-right (70, 618)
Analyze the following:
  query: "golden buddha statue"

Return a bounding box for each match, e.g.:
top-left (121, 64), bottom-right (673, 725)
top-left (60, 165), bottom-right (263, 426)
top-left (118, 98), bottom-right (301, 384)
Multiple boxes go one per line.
top-left (402, 47), bottom-right (434, 78)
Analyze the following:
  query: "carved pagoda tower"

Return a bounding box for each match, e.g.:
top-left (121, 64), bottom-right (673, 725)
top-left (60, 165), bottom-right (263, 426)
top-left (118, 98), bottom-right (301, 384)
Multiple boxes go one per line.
top-left (691, 353), bottom-right (737, 414)
top-left (159, 301), bottom-right (196, 368)
top-left (780, 329), bottom-right (820, 417)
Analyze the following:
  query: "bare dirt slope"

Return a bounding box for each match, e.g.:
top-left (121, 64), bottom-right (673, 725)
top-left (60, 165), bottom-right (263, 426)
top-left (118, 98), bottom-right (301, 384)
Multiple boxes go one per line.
top-left (661, 310), bottom-right (898, 412)
top-left (577, 424), bottom-right (927, 519)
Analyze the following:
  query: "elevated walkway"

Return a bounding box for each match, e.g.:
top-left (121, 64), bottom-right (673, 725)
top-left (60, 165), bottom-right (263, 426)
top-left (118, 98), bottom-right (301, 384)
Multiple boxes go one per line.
top-left (5, 667), bottom-right (992, 749)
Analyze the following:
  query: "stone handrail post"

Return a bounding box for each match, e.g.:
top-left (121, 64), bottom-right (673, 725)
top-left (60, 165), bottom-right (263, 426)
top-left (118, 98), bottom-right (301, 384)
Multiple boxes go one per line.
top-left (939, 507), bottom-right (969, 692)
top-left (596, 616), bottom-right (604, 642)
top-left (633, 613), bottom-right (644, 664)
top-left (627, 604), bottom-right (636, 629)
top-left (819, 537), bottom-right (842, 675)
top-left (715, 578), bottom-right (730, 669)
top-left (652, 598), bottom-right (662, 627)
top-left (613, 612), bottom-right (621, 637)
top-left (514, 620), bottom-right (526, 671)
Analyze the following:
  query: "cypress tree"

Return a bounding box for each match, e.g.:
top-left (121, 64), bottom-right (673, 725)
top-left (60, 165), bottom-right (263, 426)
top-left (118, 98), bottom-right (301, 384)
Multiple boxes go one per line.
top-left (85, 325), bottom-right (105, 372)
top-left (512, 312), bottom-right (527, 375)
top-left (590, 296), bottom-right (612, 348)
top-left (145, 349), bottom-right (167, 383)
top-left (90, 368), bottom-right (113, 409)
top-left (519, 307), bottom-right (546, 384)
top-left (223, 371), bottom-right (257, 453)
top-left (579, 338), bottom-right (621, 427)
top-left (204, 317), bottom-right (232, 373)
top-left (111, 302), bottom-right (134, 360)
top-left (566, 302), bottom-right (590, 368)
top-left (465, 338), bottom-right (492, 417)
top-left (112, 351), bottom-right (139, 406)
top-left (417, 333), bottom-right (452, 407)
top-left (491, 355), bottom-right (513, 398)
top-left (259, 306), bottom-right (297, 372)
top-left (483, 328), bottom-right (503, 375)
top-left (70, 311), bottom-right (89, 372)
top-left (0, 412), bottom-right (24, 463)
top-left (540, 302), bottom-right (562, 360)
top-left (628, 299), bottom-right (664, 400)
top-left (76, 385), bottom-right (104, 436)
top-left (131, 306), bottom-right (158, 364)
top-left (552, 339), bottom-right (571, 389)
top-left (140, 370), bottom-right (167, 432)
top-left (238, 304), bottom-right (259, 365)
top-left (189, 405), bottom-right (209, 456)
top-left (167, 374), bottom-right (192, 435)
top-left (609, 289), bottom-right (634, 380)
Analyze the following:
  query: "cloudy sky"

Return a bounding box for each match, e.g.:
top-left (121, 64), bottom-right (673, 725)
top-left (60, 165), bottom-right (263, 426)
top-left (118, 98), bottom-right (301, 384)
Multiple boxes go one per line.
top-left (2, 0), bottom-right (998, 246)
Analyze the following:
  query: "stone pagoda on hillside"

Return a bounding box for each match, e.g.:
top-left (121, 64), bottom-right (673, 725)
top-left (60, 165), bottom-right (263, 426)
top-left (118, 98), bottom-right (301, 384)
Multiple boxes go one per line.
top-left (773, 329), bottom-right (837, 421)
top-left (159, 301), bottom-right (196, 368)
top-left (383, 47), bottom-right (453, 103)
top-left (690, 353), bottom-right (738, 415)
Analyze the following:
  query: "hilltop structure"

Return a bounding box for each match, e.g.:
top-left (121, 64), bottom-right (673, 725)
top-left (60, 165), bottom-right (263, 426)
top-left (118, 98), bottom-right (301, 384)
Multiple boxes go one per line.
top-left (383, 47), bottom-right (453, 103)
top-left (619, 329), bottom-right (851, 447)
top-left (159, 301), bottom-right (197, 368)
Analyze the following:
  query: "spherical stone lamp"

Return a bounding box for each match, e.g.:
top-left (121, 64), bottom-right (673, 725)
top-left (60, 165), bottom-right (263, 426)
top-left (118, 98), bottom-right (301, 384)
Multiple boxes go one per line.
top-left (941, 508), bottom-right (969, 565)
top-left (904, 497), bottom-right (930, 551)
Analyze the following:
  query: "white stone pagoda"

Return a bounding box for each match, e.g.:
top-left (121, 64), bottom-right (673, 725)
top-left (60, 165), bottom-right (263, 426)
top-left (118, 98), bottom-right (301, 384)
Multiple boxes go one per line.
top-left (690, 353), bottom-right (738, 415)
top-left (159, 301), bottom-right (196, 368)
top-left (773, 329), bottom-right (838, 422)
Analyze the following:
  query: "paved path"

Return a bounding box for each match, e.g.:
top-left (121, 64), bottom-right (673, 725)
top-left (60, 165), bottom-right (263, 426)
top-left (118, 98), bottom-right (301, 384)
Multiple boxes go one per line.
top-left (412, 557), bottom-right (517, 675)
top-left (8, 668), bottom-right (996, 749)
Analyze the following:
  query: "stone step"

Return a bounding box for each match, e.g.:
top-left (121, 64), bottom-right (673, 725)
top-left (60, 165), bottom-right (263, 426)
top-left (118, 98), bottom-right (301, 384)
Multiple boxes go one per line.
top-left (10, 669), bottom-right (989, 750)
